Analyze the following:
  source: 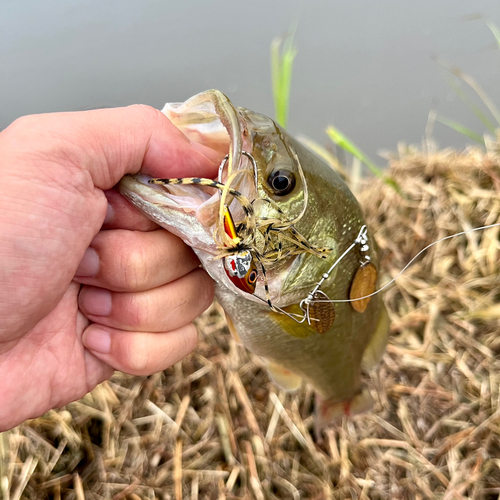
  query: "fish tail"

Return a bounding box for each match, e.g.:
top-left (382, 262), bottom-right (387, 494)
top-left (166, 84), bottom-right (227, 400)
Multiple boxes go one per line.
top-left (314, 386), bottom-right (374, 439)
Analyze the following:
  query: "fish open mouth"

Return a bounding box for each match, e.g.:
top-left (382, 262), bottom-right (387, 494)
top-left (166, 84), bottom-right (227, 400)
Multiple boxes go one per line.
top-left (119, 91), bottom-right (300, 306)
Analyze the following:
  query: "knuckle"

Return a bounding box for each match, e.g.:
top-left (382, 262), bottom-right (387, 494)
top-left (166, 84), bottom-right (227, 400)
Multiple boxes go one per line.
top-left (124, 335), bottom-right (150, 374)
top-left (180, 324), bottom-right (199, 354)
top-left (196, 271), bottom-right (215, 310)
top-left (128, 104), bottom-right (166, 128)
top-left (124, 294), bottom-right (150, 329)
top-left (121, 238), bottom-right (150, 290)
top-left (6, 114), bottom-right (44, 136)
top-left (6, 115), bottom-right (32, 133)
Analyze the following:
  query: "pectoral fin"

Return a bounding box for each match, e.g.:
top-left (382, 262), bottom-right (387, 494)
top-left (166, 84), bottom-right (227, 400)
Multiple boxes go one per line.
top-left (361, 303), bottom-right (390, 370)
top-left (225, 312), bottom-right (242, 345)
top-left (266, 360), bottom-right (302, 391)
top-left (273, 304), bottom-right (315, 339)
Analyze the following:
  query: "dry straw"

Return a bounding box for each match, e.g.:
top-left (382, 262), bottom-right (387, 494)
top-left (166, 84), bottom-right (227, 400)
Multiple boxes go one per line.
top-left (2, 143), bottom-right (500, 499)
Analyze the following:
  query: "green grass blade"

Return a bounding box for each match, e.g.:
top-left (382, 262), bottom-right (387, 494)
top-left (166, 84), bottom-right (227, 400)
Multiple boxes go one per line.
top-left (446, 78), bottom-right (497, 133)
top-left (271, 30), bottom-right (297, 128)
top-left (326, 125), bottom-right (384, 179)
top-left (461, 14), bottom-right (500, 47)
top-left (297, 135), bottom-right (348, 179)
top-left (484, 20), bottom-right (500, 47)
top-left (270, 39), bottom-right (282, 123)
top-left (438, 58), bottom-right (500, 127)
top-left (436, 116), bottom-right (485, 145)
top-left (326, 125), bottom-right (401, 193)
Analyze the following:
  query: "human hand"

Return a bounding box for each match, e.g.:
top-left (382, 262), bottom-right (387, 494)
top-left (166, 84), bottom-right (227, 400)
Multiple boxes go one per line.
top-left (0, 105), bottom-right (220, 431)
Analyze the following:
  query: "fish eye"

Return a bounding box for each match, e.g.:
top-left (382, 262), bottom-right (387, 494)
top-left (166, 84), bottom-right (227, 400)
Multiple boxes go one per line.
top-left (267, 169), bottom-right (296, 195)
top-left (247, 269), bottom-right (258, 284)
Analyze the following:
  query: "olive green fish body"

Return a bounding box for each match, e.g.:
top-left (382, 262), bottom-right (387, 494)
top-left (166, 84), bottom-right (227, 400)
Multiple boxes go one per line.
top-left (217, 134), bottom-right (385, 403)
top-left (118, 90), bottom-right (389, 425)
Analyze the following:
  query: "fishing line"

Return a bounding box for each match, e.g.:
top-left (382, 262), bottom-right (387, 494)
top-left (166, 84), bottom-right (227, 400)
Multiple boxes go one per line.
top-left (312, 221), bottom-right (500, 307)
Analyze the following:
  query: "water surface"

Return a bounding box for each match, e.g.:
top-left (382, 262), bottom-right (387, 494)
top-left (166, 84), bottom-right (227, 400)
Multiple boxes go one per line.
top-left (2, 0), bottom-right (500, 159)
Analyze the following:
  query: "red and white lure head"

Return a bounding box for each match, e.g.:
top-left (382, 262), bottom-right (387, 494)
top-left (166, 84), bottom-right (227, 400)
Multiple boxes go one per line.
top-left (222, 206), bottom-right (258, 295)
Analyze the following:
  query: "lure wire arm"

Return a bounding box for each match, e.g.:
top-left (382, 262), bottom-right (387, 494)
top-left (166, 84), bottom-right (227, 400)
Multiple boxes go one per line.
top-left (250, 226), bottom-right (368, 326)
top-left (297, 225), bottom-right (368, 325)
top-left (249, 225), bottom-right (369, 326)
top-left (218, 151), bottom-right (259, 195)
top-left (312, 221), bottom-right (500, 306)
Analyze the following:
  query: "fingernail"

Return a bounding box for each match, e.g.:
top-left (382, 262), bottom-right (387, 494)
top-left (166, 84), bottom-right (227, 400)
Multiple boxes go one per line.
top-left (75, 248), bottom-right (99, 277)
top-left (104, 203), bottom-right (114, 224)
top-left (80, 287), bottom-right (112, 316)
top-left (84, 328), bottom-right (111, 354)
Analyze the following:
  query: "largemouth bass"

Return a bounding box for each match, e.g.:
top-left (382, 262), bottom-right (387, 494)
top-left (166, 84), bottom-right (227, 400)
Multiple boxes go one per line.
top-left (118, 90), bottom-right (389, 430)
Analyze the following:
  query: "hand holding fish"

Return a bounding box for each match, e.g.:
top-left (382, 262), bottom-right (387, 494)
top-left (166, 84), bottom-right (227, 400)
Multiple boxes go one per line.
top-left (0, 106), bottom-right (221, 431)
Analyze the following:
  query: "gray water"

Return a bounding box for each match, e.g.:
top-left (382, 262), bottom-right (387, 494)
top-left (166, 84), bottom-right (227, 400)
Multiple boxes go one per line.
top-left (2, 0), bottom-right (500, 161)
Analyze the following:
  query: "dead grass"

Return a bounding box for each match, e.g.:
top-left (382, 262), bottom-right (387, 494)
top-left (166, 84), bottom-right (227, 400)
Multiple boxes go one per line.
top-left (2, 144), bottom-right (500, 499)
